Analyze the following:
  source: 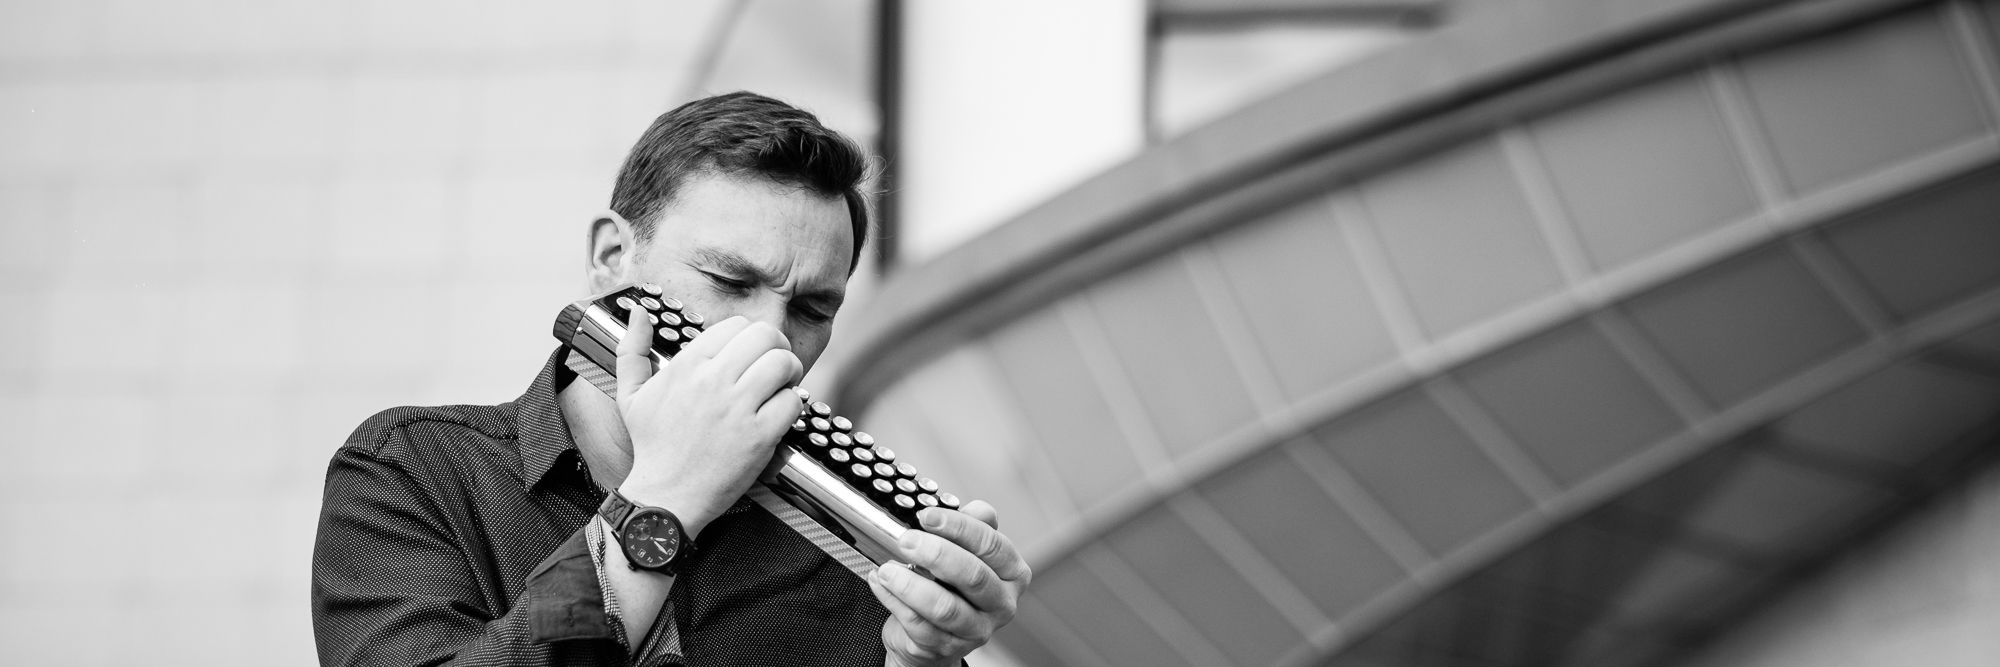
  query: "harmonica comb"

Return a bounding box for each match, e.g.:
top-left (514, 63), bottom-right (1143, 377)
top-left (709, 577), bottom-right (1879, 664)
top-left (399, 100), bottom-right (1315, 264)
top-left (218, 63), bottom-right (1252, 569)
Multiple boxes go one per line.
top-left (553, 283), bottom-right (960, 568)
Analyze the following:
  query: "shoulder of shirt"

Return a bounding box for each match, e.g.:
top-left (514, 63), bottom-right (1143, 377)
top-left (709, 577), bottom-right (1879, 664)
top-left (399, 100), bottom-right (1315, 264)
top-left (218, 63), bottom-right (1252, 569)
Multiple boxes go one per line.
top-left (340, 402), bottom-right (518, 460)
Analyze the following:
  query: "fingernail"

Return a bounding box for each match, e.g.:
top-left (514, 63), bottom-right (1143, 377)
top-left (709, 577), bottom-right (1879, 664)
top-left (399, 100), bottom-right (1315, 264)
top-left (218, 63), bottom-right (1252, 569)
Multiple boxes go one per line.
top-left (920, 509), bottom-right (944, 529)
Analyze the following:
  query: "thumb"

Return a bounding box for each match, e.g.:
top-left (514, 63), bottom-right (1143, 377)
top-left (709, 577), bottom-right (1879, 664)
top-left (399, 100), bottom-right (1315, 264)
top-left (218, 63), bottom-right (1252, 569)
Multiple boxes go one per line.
top-left (615, 306), bottom-right (656, 406)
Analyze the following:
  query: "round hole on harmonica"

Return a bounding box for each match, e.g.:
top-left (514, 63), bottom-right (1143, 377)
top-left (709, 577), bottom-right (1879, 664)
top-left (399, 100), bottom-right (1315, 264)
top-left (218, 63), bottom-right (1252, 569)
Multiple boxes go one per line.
top-left (873, 462), bottom-right (896, 478)
top-left (658, 328), bottom-right (680, 342)
top-left (810, 402), bottom-right (832, 417)
top-left (938, 492), bottom-right (960, 509)
top-left (659, 312), bottom-right (683, 327)
top-left (894, 494), bottom-right (916, 509)
top-left (873, 447), bottom-right (895, 462)
top-left (852, 432), bottom-right (875, 447)
top-left (896, 479), bottom-right (917, 493)
top-left (896, 462), bottom-right (918, 478)
top-left (684, 312), bottom-right (704, 325)
top-left (616, 296), bottom-right (638, 312)
top-left (850, 463), bottom-right (872, 478)
top-left (639, 297), bottom-right (662, 311)
top-left (831, 416), bottom-right (852, 431)
top-left (806, 433), bottom-right (830, 447)
top-left (851, 447), bottom-right (873, 462)
top-left (830, 432), bottom-right (853, 447)
top-left (810, 417), bottom-right (832, 432)
top-left (872, 478), bottom-right (895, 494)
top-left (916, 477), bottom-right (938, 492)
top-left (828, 448), bottom-right (850, 462)
top-left (917, 493), bottom-right (938, 507)
top-left (679, 326), bottom-right (700, 340)
top-left (641, 283), bottom-right (663, 296)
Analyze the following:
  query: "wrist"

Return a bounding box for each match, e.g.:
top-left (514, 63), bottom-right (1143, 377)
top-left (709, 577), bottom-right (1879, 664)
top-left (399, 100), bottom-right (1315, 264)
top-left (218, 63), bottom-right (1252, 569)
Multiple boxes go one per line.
top-left (616, 478), bottom-right (722, 539)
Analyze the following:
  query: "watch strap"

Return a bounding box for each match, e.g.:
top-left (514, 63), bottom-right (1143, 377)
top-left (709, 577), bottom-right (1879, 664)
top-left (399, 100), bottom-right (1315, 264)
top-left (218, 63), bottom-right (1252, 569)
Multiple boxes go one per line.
top-left (597, 489), bottom-right (637, 530)
top-left (598, 490), bottom-right (694, 573)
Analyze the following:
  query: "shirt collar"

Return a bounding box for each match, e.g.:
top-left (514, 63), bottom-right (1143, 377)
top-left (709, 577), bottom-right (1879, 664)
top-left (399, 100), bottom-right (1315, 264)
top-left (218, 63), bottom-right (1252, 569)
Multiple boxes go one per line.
top-left (514, 346), bottom-right (582, 491)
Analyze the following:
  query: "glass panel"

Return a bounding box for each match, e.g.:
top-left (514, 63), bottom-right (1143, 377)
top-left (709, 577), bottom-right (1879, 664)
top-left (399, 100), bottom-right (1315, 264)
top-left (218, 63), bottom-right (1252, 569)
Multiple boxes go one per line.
top-left (1310, 389), bottom-right (1535, 555)
top-left (1739, 8), bottom-right (1987, 194)
top-left (1358, 139), bottom-right (1565, 338)
top-left (1622, 245), bottom-right (1866, 407)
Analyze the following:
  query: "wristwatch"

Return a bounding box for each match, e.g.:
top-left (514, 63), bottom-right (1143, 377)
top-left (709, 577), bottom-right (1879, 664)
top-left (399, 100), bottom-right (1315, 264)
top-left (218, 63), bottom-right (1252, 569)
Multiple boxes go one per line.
top-left (598, 490), bottom-right (694, 573)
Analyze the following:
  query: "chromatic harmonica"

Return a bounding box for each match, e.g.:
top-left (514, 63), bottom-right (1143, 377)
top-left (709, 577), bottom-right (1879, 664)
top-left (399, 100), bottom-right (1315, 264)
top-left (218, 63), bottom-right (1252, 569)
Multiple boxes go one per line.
top-left (553, 283), bottom-right (960, 568)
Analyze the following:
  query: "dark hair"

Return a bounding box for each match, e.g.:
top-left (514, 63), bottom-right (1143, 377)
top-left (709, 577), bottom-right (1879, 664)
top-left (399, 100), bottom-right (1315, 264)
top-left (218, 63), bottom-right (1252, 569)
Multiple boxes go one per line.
top-left (610, 91), bottom-right (870, 271)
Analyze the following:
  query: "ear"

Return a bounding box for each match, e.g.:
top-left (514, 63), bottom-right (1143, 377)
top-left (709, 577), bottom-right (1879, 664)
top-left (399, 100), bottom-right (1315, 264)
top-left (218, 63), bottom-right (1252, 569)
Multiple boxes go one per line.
top-left (585, 211), bottom-right (637, 294)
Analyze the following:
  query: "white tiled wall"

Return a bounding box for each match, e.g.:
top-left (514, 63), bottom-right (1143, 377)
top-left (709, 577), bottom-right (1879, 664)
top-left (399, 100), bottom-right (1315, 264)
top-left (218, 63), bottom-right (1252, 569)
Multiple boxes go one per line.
top-left (0, 1), bottom-right (872, 664)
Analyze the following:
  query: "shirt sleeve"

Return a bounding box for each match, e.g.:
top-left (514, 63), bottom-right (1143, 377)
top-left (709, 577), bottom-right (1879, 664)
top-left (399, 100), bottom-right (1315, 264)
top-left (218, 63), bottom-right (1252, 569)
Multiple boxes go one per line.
top-left (311, 443), bottom-right (625, 667)
top-left (586, 518), bottom-right (690, 667)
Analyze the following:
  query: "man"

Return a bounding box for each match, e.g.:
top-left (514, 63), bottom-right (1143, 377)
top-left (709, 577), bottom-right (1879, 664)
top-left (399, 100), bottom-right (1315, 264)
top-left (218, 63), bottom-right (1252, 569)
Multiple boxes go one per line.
top-left (312, 92), bottom-right (1029, 667)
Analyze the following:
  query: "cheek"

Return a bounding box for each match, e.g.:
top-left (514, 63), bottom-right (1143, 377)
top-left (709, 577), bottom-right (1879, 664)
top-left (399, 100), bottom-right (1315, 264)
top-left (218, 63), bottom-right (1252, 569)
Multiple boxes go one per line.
top-left (788, 326), bottom-right (834, 371)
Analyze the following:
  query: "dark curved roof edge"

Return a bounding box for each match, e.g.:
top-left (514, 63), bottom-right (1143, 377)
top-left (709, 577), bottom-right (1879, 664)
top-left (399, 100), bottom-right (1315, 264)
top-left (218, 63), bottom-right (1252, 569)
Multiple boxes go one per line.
top-left (830, 0), bottom-right (1928, 411)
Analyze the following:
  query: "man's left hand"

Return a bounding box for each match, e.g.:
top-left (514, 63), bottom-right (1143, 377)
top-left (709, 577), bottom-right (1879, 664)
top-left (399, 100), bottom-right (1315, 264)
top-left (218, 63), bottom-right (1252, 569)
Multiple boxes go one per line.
top-left (868, 501), bottom-right (1031, 667)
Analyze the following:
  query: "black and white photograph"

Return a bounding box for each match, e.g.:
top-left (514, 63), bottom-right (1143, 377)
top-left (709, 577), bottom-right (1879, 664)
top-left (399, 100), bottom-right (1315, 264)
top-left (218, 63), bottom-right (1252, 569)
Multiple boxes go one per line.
top-left (4, 1), bottom-right (2000, 666)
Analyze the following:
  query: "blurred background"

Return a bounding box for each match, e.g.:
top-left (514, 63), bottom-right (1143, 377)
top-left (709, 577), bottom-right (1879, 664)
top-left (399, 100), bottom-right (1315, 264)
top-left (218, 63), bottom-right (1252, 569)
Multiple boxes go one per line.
top-left (4, 0), bottom-right (2000, 665)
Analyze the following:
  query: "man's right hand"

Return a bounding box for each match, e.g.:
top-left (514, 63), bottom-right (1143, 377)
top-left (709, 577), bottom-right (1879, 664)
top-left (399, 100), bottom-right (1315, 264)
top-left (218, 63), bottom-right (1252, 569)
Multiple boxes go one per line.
top-left (612, 309), bottom-right (805, 537)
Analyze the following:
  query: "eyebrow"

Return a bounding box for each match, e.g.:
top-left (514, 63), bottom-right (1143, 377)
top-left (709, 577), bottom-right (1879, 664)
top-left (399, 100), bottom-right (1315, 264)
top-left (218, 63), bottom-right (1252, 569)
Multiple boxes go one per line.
top-left (691, 247), bottom-right (846, 305)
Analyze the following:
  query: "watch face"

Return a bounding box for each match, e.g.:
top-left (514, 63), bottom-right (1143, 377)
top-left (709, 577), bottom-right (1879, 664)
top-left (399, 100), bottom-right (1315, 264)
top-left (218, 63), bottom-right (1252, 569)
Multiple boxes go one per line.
top-left (622, 509), bottom-right (681, 570)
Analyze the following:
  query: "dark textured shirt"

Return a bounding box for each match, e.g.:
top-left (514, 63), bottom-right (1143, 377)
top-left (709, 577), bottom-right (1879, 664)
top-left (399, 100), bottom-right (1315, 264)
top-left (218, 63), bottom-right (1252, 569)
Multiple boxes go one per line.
top-left (312, 347), bottom-right (889, 667)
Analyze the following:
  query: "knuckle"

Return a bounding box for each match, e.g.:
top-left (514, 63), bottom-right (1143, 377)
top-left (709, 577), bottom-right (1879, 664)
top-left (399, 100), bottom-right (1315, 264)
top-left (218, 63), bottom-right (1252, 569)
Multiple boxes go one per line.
top-left (994, 595), bottom-right (1018, 625)
top-left (928, 596), bottom-right (961, 625)
top-left (963, 563), bottom-right (996, 594)
top-left (745, 320), bottom-right (780, 342)
top-left (915, 533), bottom-right (947, 565)
top-left (973, 529), bottom-right (1004, 560)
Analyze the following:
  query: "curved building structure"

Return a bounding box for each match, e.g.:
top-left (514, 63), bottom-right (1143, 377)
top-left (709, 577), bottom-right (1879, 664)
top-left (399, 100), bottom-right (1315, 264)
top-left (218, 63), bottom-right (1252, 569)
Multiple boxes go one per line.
top-left (837, 0), bottom-right (2000, 665)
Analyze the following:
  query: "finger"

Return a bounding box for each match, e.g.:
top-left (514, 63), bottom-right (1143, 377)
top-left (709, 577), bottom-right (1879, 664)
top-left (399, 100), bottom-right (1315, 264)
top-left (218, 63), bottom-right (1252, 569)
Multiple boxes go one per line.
top-left (709, 321), bottom-right (791, 381)
top-left (615, 307), bottom-right (656, 402)
top-left (960, 499), bottom-right (1000, 530)
top-left (869, 576), bottom-right (974, 662)
top-left (871, 562), bottom-right (984, 645)
top-left (895, 528), bottom-right (1011, 615)
top-left (740, 347), bottom-right (805, 397)
top-left (752, 369), bottom-right (806, 432)
top-left (678, 315), bottom-right (751, 362)
top-left (917, 507), bottom-right (1031, 583)
top-left (869, 573), bottom-right (938, 637)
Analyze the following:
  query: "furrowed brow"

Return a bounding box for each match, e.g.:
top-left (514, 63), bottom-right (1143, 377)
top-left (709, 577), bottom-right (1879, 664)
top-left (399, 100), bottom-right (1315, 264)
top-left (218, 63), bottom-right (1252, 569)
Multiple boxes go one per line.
top-left (692, 247), bottom-right (776, 284)
top-left (692, 247), bottom-right (847, 305)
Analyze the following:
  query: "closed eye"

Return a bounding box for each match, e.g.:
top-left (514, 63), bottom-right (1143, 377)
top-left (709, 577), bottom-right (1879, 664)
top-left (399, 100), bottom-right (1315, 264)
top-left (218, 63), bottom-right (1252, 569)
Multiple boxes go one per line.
top-left (702, 271), bottom-right (752, 293)
top-left (792, 302), bottom-right (835, 324)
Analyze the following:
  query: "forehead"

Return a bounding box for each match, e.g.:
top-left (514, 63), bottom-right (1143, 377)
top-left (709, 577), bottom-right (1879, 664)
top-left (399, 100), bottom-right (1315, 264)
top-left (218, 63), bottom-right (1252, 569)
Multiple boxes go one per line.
top-left (649, 173), bottom-right (855, 279)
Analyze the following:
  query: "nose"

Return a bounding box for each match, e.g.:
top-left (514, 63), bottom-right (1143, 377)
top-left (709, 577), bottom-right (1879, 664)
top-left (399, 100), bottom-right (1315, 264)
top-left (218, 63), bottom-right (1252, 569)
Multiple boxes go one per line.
top-left (736, 293), bottom-right (796, 350)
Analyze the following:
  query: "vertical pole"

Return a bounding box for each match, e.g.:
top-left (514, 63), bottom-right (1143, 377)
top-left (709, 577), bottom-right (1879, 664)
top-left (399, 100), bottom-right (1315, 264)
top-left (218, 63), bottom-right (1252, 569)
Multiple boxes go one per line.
top-left (873, 0), bottom-right (906, 274)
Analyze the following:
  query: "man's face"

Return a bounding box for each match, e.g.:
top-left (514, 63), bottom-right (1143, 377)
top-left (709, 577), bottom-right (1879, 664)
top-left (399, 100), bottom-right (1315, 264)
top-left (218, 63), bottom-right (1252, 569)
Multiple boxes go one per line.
top-left (620, 172), bottom-right (854, 372)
